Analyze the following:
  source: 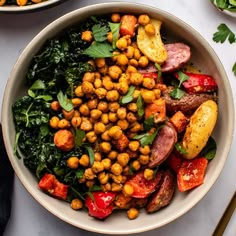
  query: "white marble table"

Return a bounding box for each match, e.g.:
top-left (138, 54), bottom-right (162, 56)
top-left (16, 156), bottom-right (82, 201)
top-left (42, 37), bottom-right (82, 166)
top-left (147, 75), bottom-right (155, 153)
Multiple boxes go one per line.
top-left (0, 0), bottom-right (236, 235)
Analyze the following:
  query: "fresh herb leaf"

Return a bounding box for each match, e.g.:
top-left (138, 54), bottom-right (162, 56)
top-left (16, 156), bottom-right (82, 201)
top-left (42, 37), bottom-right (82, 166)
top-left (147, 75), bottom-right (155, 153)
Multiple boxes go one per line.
top-left (233, 62), bottom-right (236, 76)
top-left (84, 145), bottom-right (95, 165)
top-left (29, 80), bottom-right (46, 90)
top-left (57, 91), bottom-right (73, 111)
top-left (92, 24), bottom-right (109, 42)
top-left (177, 71), bottom-right (189, 85)
top-left (109, 22), bottom-right (121, 49)
top-left (200, 136), bottom-right (217, 160)
top-left (74, 128), bottom-right (86, 147)
top-left (89, 185), bottom-right (102, 192)
top-left (120, 85), bottom-right (135, 104)
top-left (213, 23), bottom-right (236, 44)
top-left (154, 63), bottom-right (162, 81)
top-left (175, 142), bottom-right (187, 155)
top-left (170, 87), bottom-right (185, 99)
top-left (144, 115), bottom-right (154, 131)
top-left (136, 94), bottom-right (144, 117)
top-left (75, 169), bottom-right (84, 179)
top-left (35, 95), bottom-right (53, 101)
top-left (83, 42), bottom-right (113, 58)
top-left (133, 130), bottom-right (158, 147)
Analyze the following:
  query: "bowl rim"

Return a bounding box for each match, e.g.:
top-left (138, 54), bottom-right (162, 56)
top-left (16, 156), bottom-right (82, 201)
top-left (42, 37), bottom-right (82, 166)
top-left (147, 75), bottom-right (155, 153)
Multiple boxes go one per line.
top-left (0, 0), bottom-right (68, 13)
top-left (1, 2), bottom-right (235, 234)
top-left (210, 0), bottom-right (236, 17)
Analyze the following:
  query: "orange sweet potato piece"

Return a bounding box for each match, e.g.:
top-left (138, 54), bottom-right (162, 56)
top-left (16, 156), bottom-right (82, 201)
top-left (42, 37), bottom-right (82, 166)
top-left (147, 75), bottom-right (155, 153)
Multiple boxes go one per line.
top-left (54, 129), bottom-right (75, 151)
top-left (169, 111), bottom-right (188, 133)
top-left (120, 15), bottom-right (138, 37)
top-left (112, 133), bottom-right (129, 152)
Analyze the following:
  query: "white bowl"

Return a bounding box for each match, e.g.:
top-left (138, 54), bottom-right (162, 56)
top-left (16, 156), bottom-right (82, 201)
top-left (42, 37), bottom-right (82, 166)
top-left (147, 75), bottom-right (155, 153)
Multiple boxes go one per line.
top-left (0, 0), bottom-right (66, 13)
top-left (210, 0), bottom-right (236, 17)
top-left (2, 2), bottom-right (234, 234)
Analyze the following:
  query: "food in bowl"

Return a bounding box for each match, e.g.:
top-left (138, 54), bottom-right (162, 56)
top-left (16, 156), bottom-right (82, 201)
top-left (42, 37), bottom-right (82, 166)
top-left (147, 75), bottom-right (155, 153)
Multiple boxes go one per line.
top-left (12, 11), bottom-right (219, 220)
top-left (0, 0), bottom-right (48, 6)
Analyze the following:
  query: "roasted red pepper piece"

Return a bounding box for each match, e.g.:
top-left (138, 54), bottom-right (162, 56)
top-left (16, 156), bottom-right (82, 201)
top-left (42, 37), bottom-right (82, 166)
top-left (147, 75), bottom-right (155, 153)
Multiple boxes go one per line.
top-left (166, 151), bottom-right (183, 173)
top-left (142, 72), bottom-right (158, 80)
top-left (38, 173), bottom-right (68, 200)
top-left (85, 191), bottom-right (116, 220)
top-left (175, 72), bottom-right (218, 93)
top-left (177, 157), bottom-right (208, 192)
top-left (120, 15), bottom-right (137, 37)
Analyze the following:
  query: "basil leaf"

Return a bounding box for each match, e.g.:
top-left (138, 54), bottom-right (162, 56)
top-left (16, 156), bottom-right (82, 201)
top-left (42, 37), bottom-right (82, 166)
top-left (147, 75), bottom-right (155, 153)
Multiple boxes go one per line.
top-left (144, 115), bottom-right (154, 131)
top-left (57, 91), bottom-right (73, 111)
top-left (92, 24), bottom-right (109, 42)
top-left (74, 128), bottom-right (86, 147)
top-left (109, 22), bottom-right (121, 49)
top-left (83, 42), bottom-right (113, 58)
top-left (120, 85), bottom-right (135, 104)
top-left (136, 94), bottom-right (144, 117)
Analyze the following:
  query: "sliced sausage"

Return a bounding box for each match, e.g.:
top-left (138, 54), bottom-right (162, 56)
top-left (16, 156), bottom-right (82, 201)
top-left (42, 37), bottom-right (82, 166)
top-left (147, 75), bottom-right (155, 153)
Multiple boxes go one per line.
top-left (162, 87), bottom-right (218, 115)
top-left (146, 169), bottom-right (175, 213)
top-left (161, 43), bottom-right (191, 73)
top-left (149, 122), bottom-right (177, 168)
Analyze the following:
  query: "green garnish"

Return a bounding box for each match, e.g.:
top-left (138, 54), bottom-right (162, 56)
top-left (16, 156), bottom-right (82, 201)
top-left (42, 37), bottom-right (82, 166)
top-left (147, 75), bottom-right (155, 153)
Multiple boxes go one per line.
top-left (92, 24), bottom-right (109, 42)
top-left (232, 62), bottom-right (236, 75)
top-left (175, 142), bottom-right (187, 155)
top-left (83, 41), bottom-right (113, 58)
top-left (133, 130), bottom-right (158, 147)
top-left (74, 128), bottom-right (86, 148)
top-left (136, 94), bottom-right (144, 117)
top-left (57, 91), bottom-right (73, 111)
top-left (200, 136), bottom-right (217, 160)
top-left (154, 63), bottom-right (162, 80)
top-left (143, 115), bottom-right (155, 131)
top-left (120, 85), bottom-right (135, 104)
top-left (109, 22), bottom-right (121, 49)
top-left (84, 145), bottom-right (95, 166)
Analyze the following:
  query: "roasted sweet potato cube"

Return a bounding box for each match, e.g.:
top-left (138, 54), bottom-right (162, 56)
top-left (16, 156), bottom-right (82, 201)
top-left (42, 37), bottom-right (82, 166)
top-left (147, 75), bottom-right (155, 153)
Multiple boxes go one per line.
top-left (169, 111), bottom-right (188, 133)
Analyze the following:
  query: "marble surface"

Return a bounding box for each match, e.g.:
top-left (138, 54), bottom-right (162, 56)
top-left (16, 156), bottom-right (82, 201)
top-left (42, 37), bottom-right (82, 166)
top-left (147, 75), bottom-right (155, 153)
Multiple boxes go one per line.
top-left (0, 0), bottom-right (236, 235)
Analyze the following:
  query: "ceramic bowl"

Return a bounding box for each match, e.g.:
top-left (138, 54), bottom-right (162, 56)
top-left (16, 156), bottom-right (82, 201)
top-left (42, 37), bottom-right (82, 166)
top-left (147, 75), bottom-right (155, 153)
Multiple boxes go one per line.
top-left (0, 0), bottom-right (66, 13)
top-left (210, 0), bottom-right (236, 17)
top-left (1, 2), bottom-right (234, 234)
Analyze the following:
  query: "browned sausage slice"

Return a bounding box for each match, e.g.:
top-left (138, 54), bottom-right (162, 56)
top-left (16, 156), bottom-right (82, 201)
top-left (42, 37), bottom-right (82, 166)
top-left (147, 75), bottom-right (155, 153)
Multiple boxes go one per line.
top-left (146, 169), bottom-right (175, 213)
top-left (161, 43), bottom-right (191, 73)
top-left (149, 122), bottom-right (177, 168)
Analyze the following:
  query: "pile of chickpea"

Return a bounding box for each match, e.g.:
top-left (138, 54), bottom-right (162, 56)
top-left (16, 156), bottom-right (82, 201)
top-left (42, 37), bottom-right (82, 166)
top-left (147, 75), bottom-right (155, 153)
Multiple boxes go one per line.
top-left (49, 13), bottom-right (165, 220)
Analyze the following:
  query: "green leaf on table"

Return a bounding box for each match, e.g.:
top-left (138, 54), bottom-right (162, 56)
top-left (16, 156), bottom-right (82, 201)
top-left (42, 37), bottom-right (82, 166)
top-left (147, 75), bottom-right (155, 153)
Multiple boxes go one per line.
top-left (213, 23), bottom-right (236, 44)
top-left (83, 42), bottom-right (113, 58)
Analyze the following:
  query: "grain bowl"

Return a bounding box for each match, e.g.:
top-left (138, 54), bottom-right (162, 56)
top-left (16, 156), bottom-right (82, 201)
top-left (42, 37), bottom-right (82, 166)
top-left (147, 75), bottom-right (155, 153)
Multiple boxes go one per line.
top-left (1, 2), bottom-right (234, 234)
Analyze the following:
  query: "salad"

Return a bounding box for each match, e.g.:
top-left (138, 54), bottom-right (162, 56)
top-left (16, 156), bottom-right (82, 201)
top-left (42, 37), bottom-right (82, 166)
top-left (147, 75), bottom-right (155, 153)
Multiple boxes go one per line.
top-left (12, 13), bottom-right (218, 220)
top-left (211, 0), bottom-right (236, 11)
top-left (0, 0), bottom-right (47, 6)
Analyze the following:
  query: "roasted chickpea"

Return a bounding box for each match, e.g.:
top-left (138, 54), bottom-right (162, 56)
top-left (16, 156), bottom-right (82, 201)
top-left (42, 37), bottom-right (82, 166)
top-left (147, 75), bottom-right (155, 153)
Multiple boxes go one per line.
top-left (90, 109), bottom-right (102, 120)
top-left (72, 98), bottom-right (82, 107)
top-left (144, 168), bottom-right (154, 180)
top-left (145, 23), bottom-right (156, 35)
top-left (50, 116), bottom-right (59, 129)
top-left (143, 77), bottom-right (156, 89)
top-left (86, 131), bottom-right (97, 143)
top-left (50, 101), bottom-right (61, 111)
top-left (128, 141), bottom-right (140, 152)
top-left (117, 153), bottom-right (130, 167)
top-left (112, 50), bottom-right (121, 62)
top-left (129, 122), bottom-right (143, 133)
top-left (127, 208), bottom-right (139, 220)
top-left (79, 154), bottom-right (90, 167)
top-left (84, 168), bottom-right (96, 180)
top-left (116, 82), bottom-right (129, 95)
top-left (123, 184), bottom-right (134, 196)
top-left (138, 14), bottom-right (150, 26)
top-left (101, 130), bottom-right (111, 141)
top-left (102, 76), bottom-right (114, 90)
top-left (95, 88), bottom-right (107, 99)
top-left (108, 65), bottom-right (123, 80)
top-left (99, 142), bottom-right (112, 153)
top-left (97, 101), bottom-right (109, 112)
top-left (91, 161), bottom-right (104, 173)
top-left (129, 58), bottom-right (139, 67)
top-left (94, 78), bottom-right (102, 89)
top-left (133, 48), bottom-right (142, 60)
top-left (71, 199), bottom-right (83, 210)
top-left (153, 88), bottom-right (161, 99)
top-left (111, 163), bottom-right (123, 175)
top-left (109, 102), bottom-right (120, 112)
top-left (117, 119), bottom-right (129, 130)
top-left (101, 158), bottom-right (112, 170)
top-left (124, 46), bottom-right (135, 58)
top-left (73, 110), bottom-right (80, 117)
top-left (108, 126), bottom-right (123, 140)
top-left (94, 152), bottom-right (102, 162)
top-left (138, 56), bottom-right (149, 68)
top-left (127, 103), bottom-right (137, 113)
top-left (139, 145), bottom-right (150, 155)
top-left (81, 81), bottom-right (94, 94)
top-left (83, 72), bottom-right (95, 83)
top-left (94, 122), bottom-right (106, 134)
top-left (126, 112), bottom-right (137, 123)
top-left (131, 160), bottom-right (141, 171)
top-left (98, 65), bottom-right (109, 75)
top-left (111, 174), bottom-right (124, 184)
top-left (79, 104), bottom-right (90, 116)
top-left (116, 37), bottom-right (128, 50)
top-left (102, 183), bottom-right (112, 191)
top-left (81, 30), bottom-right (93, 42)
top-left (111, 182), bottom-right (123, 192)
top-left (117, 107), bottom-right (127, 120)
top-left (80, 118), bottom-right (93, 131)
top-left (87, 99), bottom-right (98, 110)
top-left (98, 172), bottom-right (109, 185)
top-left (130, 72), bottom-right (143, 86)
top-left (106, 90), bottom-right (119, 102)
top-left (108, 150), bottom-right (118, 160)
top-left (62, 108), bottom-right (75, 120)
top-left (111, 13), bottom-right (121, 23)
top-left (95, 58), bottom-right (106, 68)
top-left (16, 0), bottom-right (28, 6)
top-left (141, 90), bottom-right (156, 103)
top-left (116, 54), bottom-right (129, 66)
top-left (75, 85), bottom-right (84, 97)
top-left (138, 154), bottom-right (150, 165)
top-left (67, 156), bottom-right (80, 169)
top-left (108, 112), bottom-right (118, 123)
top-left (58, 119), bottom-right (70, 129)
top-left (107, 31), bottom-right (113, 44)
top-left (126, 65), bottom-right (137, 73)
top-left (71, 116), bottom-right (82, 128)
top-left (101, 113), bottom-right (109, 125)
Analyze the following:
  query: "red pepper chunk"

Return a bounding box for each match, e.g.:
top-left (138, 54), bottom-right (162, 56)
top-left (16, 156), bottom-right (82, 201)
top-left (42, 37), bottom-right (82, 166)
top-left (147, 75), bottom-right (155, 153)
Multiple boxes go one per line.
top-left (38, 173), bottom-right (68, 200)
top-left (85, 191), bottom-right (116, 220)
top-left (175, 72), bottom-right (218, 94)
top-left (166, 151), bottom-right (183, 173)
top-left (120, 15), bottom-right (137, 37)
top-left (177, 157), bottom-right (208, 192)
